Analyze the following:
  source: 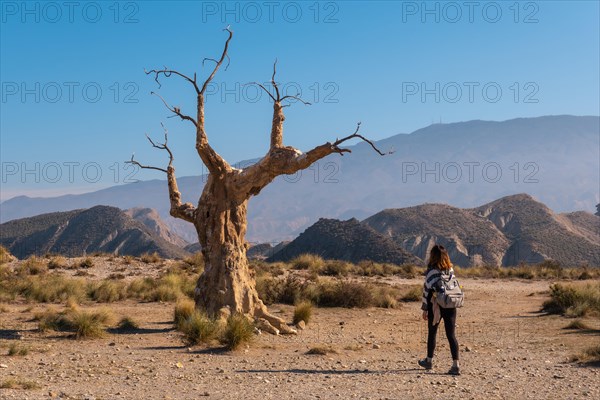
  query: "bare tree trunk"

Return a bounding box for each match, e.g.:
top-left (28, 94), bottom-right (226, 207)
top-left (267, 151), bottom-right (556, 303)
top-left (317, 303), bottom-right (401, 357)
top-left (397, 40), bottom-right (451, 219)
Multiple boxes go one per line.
top-left (193, 175), bottom-right (294, 334)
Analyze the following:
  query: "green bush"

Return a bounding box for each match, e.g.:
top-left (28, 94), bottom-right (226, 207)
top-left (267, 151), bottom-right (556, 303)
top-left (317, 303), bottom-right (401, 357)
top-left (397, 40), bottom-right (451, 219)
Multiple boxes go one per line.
top-left (180, 311), bottom-right (221, 345)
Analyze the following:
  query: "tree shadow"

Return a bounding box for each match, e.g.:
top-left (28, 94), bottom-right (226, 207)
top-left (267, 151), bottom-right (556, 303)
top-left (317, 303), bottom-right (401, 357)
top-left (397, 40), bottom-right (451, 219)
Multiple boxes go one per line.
top-left (0, 329), bottom-right (32, 340)
top-left (107, 326), bottom-right (174, 335)
top-left (236, 368), bottom-right (379, 375)
top-left (563, 329), bottom-right (600, 336)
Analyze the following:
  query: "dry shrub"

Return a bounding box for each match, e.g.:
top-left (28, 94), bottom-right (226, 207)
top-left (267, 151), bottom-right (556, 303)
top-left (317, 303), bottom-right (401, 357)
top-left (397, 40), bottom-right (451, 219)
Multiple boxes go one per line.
top-left (122, 255), bottom-right (134, 265)
top-left (306, 345), bottom-right (338, 355)
top-left (321, 260), bottom-right (351, 276)
top-left (88, 280), bottom-right (128, 302)
top-left (127, 272), bottom-right (194, 302)
top-left (181, 252), bottom-right (204, 272)
top-left (180, 311), bottom-right (222, 346)
top-left (317, 280), bottom-right (374, 308)
top-left (291, 254), bottom-right (325, 271)
top-left (571, 345), bottom-right (600, 365)
top-left (564, 319), bottom-right (591, 330)
top-left (16, 256), bottom-right (48, 276)
top-left (7, 343), bottom-right (29, 356)
top-left (220, 313), bottom-right (254, 350)
top-left (140, 252), bottom-right (162, 264)
top-left (117, 316), bottom-right (139, 330)
top-left (174, 298), bottom-right (196, 331)
top-left (0, 245), bottom-right (16, 264)
top-left (543, 282), bottom-right (600, 317)
top-left (293, 301), bottom-right (313, 325)
top-left (400, 285), bottom-right (423, 302)
top-left (37, 307), bottom-right (113, 339)
top-left (1, 379), bottom-right (40, 389)
top-left (22, 274), bottom-right (87, 303)
top-left (47, 256), bottom-right (68, 269)
top-left (79, 257), bottom-right (94, 269)
top-left (373, 286), bottom-right (400, 308)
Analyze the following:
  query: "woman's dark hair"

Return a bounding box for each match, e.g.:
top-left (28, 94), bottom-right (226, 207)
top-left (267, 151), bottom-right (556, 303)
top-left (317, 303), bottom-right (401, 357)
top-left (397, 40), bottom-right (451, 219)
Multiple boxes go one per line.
top-left (428, 244), bottom-right (452, 270)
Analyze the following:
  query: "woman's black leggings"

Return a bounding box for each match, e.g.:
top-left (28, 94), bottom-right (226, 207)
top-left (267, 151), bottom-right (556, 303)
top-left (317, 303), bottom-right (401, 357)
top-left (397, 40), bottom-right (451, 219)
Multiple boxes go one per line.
top-left (427, 305), bottom-right (459, 360)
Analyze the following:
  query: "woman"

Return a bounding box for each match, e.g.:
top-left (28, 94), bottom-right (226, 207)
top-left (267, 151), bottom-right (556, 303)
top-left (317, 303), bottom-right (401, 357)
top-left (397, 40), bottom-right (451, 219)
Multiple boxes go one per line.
top-left (418, 244), bottom-right (460, 375)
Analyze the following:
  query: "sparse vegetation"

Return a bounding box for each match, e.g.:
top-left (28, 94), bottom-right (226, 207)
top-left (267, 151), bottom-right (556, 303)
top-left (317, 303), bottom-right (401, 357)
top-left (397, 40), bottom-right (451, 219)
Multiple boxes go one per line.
top-left (0, 378), bottom-right (40, 390)
top-left (47, 255), bottom-right (68, 269)
top-left (543, 282), bottom-right (600, 317)
top-left (174, 298), bottom-right (196, 331)
top-left (179, 310), bottom-right (221, 345)
top-left (140, 252), bottom-right (162, 264)
top-left (0, 245), bottom-right (15, 264)
top-left (117, 316), bottom-right (140, 330)
top-left (7, 343), bottom-right (29, 356)
top-left (306, 345), bottom-right (338, 355)
top-left (36, 307), bottom-right (113, 339)
top-left (571, 345), bottom-right (600, 365)
top-left (293, 301), bottom-right (313, 325)
top-left (400, 285), bottom-right (423, 302)
top-left (220, 313), bottom-right (255, 350)
top-left (16, 256), bottom-right (48, 276)
top-left (564, 319), bottom-right (591, 330)
top-left (88, 280), bottom-right (128, 302)
top-left (78, 257), bottom-right (94, 269)
top-left (292, 254), bottom-right (325, 271)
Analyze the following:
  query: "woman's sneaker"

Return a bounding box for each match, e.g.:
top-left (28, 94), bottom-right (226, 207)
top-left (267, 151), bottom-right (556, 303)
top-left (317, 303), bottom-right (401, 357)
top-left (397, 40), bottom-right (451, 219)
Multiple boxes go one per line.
top-left (448, 366), bottom-right (461, 375)
top-left (418, 358), bottom-right (433, 370)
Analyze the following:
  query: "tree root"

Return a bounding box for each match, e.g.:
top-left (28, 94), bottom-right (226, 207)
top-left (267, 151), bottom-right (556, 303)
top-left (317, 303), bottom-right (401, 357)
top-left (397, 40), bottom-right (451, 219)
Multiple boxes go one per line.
top-left (254, 305), bottom-right (297, 335)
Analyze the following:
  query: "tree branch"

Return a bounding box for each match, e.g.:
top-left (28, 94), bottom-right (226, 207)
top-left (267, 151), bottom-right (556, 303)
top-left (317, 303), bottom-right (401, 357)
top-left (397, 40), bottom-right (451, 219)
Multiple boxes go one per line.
top-left (127, 125), bottom-right (196, 223)
top-left (200, 26), bottom-right (233, 95)
top-left (145, 67), bottom-right (200, 95)
top-left (151, 91), bottom-right (198, 127)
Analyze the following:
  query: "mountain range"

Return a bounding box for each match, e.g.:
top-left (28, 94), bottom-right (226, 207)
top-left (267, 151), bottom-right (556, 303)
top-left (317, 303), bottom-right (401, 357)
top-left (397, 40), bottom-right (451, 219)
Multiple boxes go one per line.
top-left (1, 115), bottom-right (598, 244)
top-left (0, 205), bottom-right (188, 259)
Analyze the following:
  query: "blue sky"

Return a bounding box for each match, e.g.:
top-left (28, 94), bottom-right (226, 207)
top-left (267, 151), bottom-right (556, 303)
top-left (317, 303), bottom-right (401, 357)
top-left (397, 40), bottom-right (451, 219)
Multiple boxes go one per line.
top-left (1, 0), bottom-right (599, 199)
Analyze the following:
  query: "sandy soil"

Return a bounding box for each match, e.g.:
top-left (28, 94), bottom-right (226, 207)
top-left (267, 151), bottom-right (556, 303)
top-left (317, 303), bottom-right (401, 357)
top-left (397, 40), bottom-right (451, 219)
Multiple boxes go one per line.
top-left (1, 270), bottom-right (599, 400)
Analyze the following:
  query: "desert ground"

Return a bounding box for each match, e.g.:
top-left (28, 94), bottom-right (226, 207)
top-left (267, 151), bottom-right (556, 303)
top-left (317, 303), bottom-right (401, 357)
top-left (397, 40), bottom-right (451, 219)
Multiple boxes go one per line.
top-left (1, 259), bottom-right (599, 400)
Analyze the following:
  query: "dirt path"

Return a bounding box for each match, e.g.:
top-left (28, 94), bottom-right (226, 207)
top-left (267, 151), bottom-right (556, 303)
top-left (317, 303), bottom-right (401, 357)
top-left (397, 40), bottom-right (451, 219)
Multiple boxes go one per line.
top-left (1, 278), bottom-right (599, 400)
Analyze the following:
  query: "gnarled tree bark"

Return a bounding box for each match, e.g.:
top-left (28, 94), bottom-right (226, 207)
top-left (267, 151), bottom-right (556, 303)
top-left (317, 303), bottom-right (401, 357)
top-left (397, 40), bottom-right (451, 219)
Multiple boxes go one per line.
top-left (129, 29), bottom-right (387, 335)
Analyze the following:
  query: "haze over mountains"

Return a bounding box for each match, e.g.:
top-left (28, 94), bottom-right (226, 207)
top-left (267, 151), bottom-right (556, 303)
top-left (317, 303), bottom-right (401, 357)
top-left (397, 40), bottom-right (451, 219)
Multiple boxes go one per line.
top-left (1, 115), bottom-right (598, 243)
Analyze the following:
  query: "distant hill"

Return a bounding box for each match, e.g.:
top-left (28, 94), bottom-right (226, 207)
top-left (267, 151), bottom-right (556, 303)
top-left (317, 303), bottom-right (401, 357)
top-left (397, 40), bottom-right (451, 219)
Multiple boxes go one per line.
top-left (0, 205), bottom-right (189, 259)
top-left (363, 203), bottom-right (509, 266)
top-left (268, 218), bottom-right (422, 265)
top-left (362, 194), bottom-right (599, 266)
top-left (124, 207), bottom-right (189, 248)
top-left (473, 194), bottom-right (600, 266)
top-left (1, 116), bottom-right (598, 243)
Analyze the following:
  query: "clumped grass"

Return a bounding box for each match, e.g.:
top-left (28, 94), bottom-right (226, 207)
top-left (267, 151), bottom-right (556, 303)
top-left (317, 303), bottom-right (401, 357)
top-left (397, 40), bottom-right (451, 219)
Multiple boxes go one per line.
top-left (220, 313), bottom-right (255, 351)
top-left (293, 301), bottom-right (313, 325)
top-left (36, 308), bottom-right (74, 332)
top-left (0, 245), bottom-right (15, 264)
top-left (179, 310), bottom-right (222, 346)
top-left (373, 286), bottom-right (400, 309)
top-left (571, 345), bottom-right (600, 365)
top-left (0, 379), bottom-right (40, 389)
top-left (69, 308), bottom-right (114, 339)
top-left (79, 257), bottom-right (94, 269)
top-left (291, 254), bottom-right (325, 271)
top-left (181, 252), bottom-right (204, 273)
top-left (140, 252), bottom-right (162, 264)
top-left (36, 307), bottom-right (113, 339)
top-left (400, 285), bottom-right (423, 302)
top-left (122, 255), bottom-right (134, 265)
top-left (306, 345), bottom-right (338, 355)
top-left (7, 343), bottom-right (29, 356)
top-left (16, 256), bottom-right (48, 276)
top-left (117, 316), bottom-right (139, 330)
top-left (174, 298), bottom-right (196, 331)
top-left (127, 272), bottom-right (195, 302)
top-left (47, 256), bottom-right (68, 270)
top-left (21, 274), bottom-right (88, 303)
top-left (317, 281), bottom-right (374, 308)
top-left (88, 280), bottom-right (128, 302)
top-left (321, 260), bottom-right (351, 276)
top-left (542, 282), bottom-right (600, 317)
top-left (563, 319), bottom-right (591, 330)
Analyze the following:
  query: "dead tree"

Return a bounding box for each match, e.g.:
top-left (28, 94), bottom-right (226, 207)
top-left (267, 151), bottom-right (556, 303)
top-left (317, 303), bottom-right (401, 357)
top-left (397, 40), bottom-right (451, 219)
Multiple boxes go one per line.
top-left (129, 29), bottom-right (386, 334)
